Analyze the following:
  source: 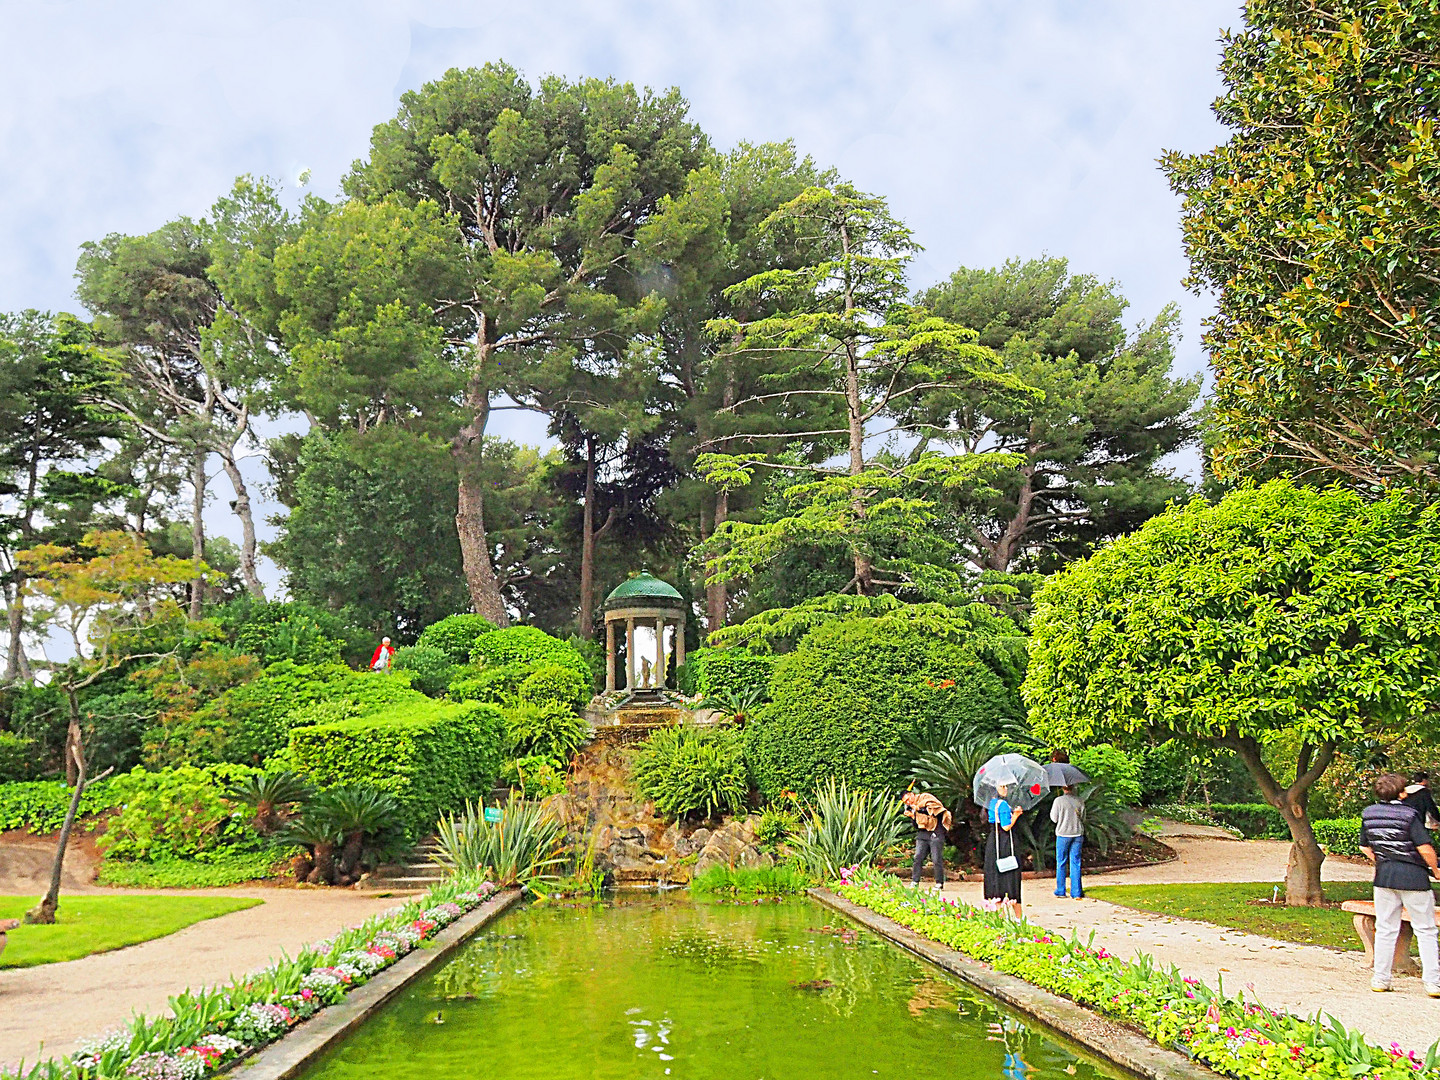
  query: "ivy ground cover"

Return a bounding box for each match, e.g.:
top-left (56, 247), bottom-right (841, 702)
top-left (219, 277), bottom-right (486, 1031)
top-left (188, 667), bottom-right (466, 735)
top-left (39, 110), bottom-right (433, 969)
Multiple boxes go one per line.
top-left (834, 869), bottom-right (1440, 1080)
top-left (1, 878), bottom-right (498, 1080)
top-left (0, 897), bottom-right (261, 969)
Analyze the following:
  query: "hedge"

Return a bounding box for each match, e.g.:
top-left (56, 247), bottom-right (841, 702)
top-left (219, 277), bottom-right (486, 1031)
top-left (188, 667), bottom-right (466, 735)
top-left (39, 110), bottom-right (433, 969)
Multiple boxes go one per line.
top-left (1314, 816), bottom-right (1362, 857)
top-left (96, 765), bottom-right (262, 862)
top-left (677, 648), bottom-right (776, 700)
top-left (746, 616), bottom-right (1021, 798)
top-left (0, 779), bottom-right (121, 833)
top-left (469, 627), bottom-right (590, 681)
top-left (416, 614), bottom-right (496, 664)
top-left (391, 645), bottom-right (456, 696)
top-left (287, 699), bottom-right (504, 837)
top-left (517, 663), bottom-right (589, 710)
top-left (1187, 802), bottom-right (1288, 839)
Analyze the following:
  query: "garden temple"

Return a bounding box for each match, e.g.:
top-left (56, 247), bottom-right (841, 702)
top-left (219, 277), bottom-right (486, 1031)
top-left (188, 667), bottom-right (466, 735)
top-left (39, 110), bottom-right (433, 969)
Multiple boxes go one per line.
top-left (603, 571), bottom-right (686, 694)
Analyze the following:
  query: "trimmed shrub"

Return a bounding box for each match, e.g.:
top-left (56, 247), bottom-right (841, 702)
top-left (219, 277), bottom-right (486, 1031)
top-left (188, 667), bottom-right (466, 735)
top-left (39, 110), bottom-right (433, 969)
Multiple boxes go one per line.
top-left (630, 724), bottom-right (748, 820)
top-left (449, 663), bottom-right (530, 706)
top-left (517, 663), bottom-right (589, 711)
top-left (392, 645), bottom-right (456, 697)
top-left (215, 598), bottom-right (369, 668)
top-left (416, 614), bottom-right (496, 664)
top-left (469, 627), bottom-right (591, 681)
top-left (0, 731), bottom-right (38, 781)
top-left (1070, 744), bottom-right (1143, 806)
top-left (287, 699), bottom-right (505, 837)
top-left (97, 765), bottom-right (263, 862)
top-left (746, 617), bottom-right (1021, 799)
top-left (677, 648), bottom-right (775, 700)
top-left (0, 779), bottom-right (121, 833)
top-left (1314, 816), bottom-right (1362, 856)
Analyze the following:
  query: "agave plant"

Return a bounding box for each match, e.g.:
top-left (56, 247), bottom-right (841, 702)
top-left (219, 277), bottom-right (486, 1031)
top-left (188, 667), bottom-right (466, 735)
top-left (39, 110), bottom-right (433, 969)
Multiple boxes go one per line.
top-left (789, 779), bottom-right (907, 879)
top-left (224, 771), bottom-right (314, 835)
top-left (434, 794), bottom-right (566, 886)
top-left (306, 786), bottom-right (405, 881)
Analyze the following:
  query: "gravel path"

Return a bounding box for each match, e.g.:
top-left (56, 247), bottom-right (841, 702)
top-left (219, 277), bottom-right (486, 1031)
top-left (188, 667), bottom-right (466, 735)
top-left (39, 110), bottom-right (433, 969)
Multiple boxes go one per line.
top-left (0, 837), bottom-right (416, 1070)
top-left (940, 832), bottom-right (1439, 1052)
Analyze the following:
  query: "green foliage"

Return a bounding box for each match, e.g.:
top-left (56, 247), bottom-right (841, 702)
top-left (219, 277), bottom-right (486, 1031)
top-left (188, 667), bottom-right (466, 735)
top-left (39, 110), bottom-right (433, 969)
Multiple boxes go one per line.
top-left (630, 725), bottom-right (749, 820)
top-left (391, 645), bottom-right (456, 697)
top-left (1314, 818), bottom-right (1362, 858)
top-left (498, 755), bottom-right (568, 799)
top-left (516, 663), bottom-right (589, 711)
top-left (1160, 1), bottom-right (1440, 490)
top-left (434, 795), bottom-right (566, 885)
top-left (416, 614), bottom-right (496, 664)
top-left (94, 852), bottom-right (284, 889)
top-left (677, 648), bottom-right (774, 701)
top-left (689, 863), bottom-right (811, 896)
top-left (1069, 744), bottom-right (1142, 806)
top-left (747, 615), bottom-right (1021, 799)
top-left (287, 698), bottom-right (505, 837)
top-left (448, 663), bottom-right (530, 706)
top-left (502, 701), bottom-right (589, 765)
top-left (1194, 803), bottom-right (1289, 840)
top-left (214, 598), bottom-right (370, 668)
top-left (222, 770), bottom-right (313, 834)
top-left (789, 779), bottom-right (906, 878)
top-left (96, 765), bottom-right (263, 862)
top-left (470, 627), bottom-right (591, 680)
top-left (755, 806), bottom-right (799, 847)
top-left (164, 660), bottom-right (426, 766)
top-left (0, 732), bottom-right (38, 781)
top-left (0, 779), bottom-right (120, 834)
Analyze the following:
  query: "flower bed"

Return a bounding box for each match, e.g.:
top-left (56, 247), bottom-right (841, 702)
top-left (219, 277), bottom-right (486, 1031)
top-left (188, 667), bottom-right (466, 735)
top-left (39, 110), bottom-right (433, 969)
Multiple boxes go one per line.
top-left (833, 868), bottom-right (1439, 1080)
top-left (1, 879), bottom-right (498, 1080)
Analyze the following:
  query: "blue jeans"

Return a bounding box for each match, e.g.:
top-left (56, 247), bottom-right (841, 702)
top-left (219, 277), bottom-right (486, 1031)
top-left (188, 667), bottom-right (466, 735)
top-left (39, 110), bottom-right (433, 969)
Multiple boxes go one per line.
top-left (1055, 835), bottom-right (1083, 897)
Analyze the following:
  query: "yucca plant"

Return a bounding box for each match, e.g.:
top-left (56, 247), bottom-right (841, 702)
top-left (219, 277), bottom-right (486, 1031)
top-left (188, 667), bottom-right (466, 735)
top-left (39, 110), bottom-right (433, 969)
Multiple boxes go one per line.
top-left (224, 771), bottom-right (314, 835)
top-left (789, 779), bottom-right (906, 879)
top-left (434, 794), bottom-right (566, 886)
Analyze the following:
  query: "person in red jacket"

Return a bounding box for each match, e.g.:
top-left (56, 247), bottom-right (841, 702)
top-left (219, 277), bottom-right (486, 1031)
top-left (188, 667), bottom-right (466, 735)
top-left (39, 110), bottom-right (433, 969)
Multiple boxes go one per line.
top-left (369, 637), bottom-right (396, 671)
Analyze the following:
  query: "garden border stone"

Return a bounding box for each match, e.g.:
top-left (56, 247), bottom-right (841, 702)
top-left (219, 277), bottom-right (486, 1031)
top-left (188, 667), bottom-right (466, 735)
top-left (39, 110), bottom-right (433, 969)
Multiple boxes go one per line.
top-left (810, 887), bottom-right (1219, 1080)
top-left (233, 888), bottom-right (522, 1080)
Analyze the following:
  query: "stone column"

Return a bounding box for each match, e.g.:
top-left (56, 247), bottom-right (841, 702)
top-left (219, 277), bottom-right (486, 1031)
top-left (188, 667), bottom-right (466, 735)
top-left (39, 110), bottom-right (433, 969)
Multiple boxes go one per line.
top-left (676, 615), bottom-right (685, 670)
top-left (656, 616), bottom-right (667, 687)
top-left (625, 618), bottom-right (636, 690)
top-left (605, 619), bottom-right (616, 692)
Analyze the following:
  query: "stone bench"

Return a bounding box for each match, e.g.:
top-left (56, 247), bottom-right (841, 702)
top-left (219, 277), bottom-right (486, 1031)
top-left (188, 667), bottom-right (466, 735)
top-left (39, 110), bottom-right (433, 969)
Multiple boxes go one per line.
top-left (1341, 899), bottom-right (1440, 976)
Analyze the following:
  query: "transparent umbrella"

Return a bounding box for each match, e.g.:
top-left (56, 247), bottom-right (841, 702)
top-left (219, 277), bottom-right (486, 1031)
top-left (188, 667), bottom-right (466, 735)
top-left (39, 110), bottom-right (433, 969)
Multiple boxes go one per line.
top-left (973, 753), bottom-right (1050, 811)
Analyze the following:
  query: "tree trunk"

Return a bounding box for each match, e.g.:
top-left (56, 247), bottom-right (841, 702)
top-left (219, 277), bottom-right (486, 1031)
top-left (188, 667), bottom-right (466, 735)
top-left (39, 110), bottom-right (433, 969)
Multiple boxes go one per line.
top-left (579, 438), bottom-right (599, 640)
top-left (189, 450), bottom-right (207, 620)
top-left (307, 842), bottom-right (338, 885)
top-left (988, 461), bottom-right (1037, 573)
top-left (4, 585), bottom-right (24, 683)
top-left (706, 489), bottom-right (728, 632)
top-left (218, 452), bottom-right (265, 600)
top-left (455, 468), bottom-right (509, 626)
top-left (27, 694), bottom-right (85, 925)
top-left (1231, 735), bottom-right (1336, 906)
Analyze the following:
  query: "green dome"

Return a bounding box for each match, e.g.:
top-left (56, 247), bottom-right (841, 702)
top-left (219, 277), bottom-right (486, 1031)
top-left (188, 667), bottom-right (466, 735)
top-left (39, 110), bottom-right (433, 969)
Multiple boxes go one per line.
top-left (604, 572), bottom-right (684, 610)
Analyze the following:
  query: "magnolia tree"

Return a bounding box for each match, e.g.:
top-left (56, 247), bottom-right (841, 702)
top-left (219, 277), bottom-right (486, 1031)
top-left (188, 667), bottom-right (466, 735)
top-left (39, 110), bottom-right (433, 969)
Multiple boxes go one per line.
top-left (1023, 481), bottom-right (1440, 906)
top-left (18, 530), bottom-right (203, 923)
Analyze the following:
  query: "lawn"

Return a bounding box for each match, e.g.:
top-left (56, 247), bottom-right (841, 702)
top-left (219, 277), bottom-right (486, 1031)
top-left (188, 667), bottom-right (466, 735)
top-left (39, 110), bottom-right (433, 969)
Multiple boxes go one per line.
top-left (0, 895), bottom-right (262, 968)
top-left (1085, 881), bottom-right (1438, 951)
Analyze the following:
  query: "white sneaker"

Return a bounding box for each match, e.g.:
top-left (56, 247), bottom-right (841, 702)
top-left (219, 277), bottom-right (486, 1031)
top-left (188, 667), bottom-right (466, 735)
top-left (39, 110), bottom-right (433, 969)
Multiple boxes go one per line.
top-left (1426, 984), bottom-right (1440, 998)
top-left (1372, 980), bottom-right (1392, 993)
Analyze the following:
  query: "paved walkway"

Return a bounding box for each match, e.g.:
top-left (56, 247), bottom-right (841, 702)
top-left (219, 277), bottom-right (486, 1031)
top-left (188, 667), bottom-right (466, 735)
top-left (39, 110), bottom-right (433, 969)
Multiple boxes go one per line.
top-left (0, 836), bottom-right (417, 1070)
top-left (940, 833), bottom-right (1438, 1052)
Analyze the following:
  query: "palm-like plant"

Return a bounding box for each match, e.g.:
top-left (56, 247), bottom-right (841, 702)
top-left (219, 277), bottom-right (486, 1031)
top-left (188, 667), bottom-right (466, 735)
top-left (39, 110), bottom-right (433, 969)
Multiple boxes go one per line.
top-left (224, 771), bottom-right (314, 835)
top-left (306, 786), bottom-right (404, 881)
top-left (434, 794), bottom-right (566, 886)
top-left (698, 685), bottom-right (767, 724)
top-left (278, 816), bottom-right (344, 885)
top-left (789, 779), bottom-right (907, 879)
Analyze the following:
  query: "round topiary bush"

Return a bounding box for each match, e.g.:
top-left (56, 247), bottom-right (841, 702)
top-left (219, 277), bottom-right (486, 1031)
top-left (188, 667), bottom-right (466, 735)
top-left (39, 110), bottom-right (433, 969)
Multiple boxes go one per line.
top-left (746, 616), bottom-right (1021, 799)
top-left (676, 648), bottom-right (775, 700)
top-left (392, 645), bottom-right (456, 697)
top-left (469, 627), bottom-right (591, 680)
top-left (416, 614), bottom-right (497, 664)
top-left (517, 664), bottom-right (589, 710)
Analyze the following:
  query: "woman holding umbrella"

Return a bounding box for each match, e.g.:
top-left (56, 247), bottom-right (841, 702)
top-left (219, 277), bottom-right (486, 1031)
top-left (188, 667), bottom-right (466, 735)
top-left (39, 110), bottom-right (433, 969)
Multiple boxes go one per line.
top-left (974, 754), bottom-right (1050, 919)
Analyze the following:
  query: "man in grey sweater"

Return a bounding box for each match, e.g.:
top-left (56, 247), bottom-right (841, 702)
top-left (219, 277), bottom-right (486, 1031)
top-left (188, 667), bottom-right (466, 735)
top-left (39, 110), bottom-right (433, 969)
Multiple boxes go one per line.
top-left (1051, 786), bottom-right (1086, 899)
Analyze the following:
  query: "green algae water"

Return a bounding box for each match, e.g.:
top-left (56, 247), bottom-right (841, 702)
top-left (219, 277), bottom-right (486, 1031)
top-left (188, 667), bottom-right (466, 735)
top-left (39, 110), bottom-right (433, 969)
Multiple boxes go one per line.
top-left (298, 895), bottom-right (1122, 1080)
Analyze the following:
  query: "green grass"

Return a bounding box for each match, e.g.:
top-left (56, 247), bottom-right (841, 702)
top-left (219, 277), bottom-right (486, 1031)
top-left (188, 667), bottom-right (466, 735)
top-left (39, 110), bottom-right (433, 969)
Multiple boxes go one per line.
top-left (0, 894), bottom-right (262, 968)
top-left (1085, 880), bottom-right (1439, 950)
top-left (95, 851), bottom-right (284, 888)
top-left (689, 863), bottom-right (813, 896)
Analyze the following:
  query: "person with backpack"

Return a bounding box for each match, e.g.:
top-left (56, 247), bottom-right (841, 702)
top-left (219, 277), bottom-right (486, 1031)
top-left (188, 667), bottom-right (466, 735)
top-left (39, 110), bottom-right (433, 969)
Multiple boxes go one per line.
top-left (902, 789), bottom-right (953, 891)
top-left (1360, 773), bottom-right (1440, 995)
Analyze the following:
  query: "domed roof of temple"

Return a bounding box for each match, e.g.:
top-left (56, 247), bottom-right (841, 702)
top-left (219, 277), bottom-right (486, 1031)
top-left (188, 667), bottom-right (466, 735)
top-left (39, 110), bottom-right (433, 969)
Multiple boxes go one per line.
top-left (604, 571), bottom-right (684, 610)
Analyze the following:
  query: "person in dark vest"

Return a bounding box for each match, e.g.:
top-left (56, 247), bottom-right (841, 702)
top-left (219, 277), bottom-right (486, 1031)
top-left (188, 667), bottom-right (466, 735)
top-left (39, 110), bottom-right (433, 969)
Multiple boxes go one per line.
top-left (1360, 773), bottom-right (1440, 994)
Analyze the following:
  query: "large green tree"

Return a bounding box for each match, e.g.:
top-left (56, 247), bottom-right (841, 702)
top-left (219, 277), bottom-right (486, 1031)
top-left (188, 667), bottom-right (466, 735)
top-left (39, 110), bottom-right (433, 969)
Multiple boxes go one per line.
top-left (1161, 1), bottom-right (1440, 489)
top-left (1024, 480), bottom-right (1440, 905)
top-left (919, 257), bottom-right (1200, 572)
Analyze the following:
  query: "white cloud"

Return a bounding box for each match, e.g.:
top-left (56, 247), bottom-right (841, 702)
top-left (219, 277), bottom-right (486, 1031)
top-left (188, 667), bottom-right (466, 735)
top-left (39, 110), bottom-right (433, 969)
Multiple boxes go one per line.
top-left (0, 0), bottom-right (1241, 597)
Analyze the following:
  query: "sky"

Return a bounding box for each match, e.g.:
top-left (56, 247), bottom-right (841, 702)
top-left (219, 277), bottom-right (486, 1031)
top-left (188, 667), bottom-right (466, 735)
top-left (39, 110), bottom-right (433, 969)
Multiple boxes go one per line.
top-left (0, 0), bottom-right (1241, 605)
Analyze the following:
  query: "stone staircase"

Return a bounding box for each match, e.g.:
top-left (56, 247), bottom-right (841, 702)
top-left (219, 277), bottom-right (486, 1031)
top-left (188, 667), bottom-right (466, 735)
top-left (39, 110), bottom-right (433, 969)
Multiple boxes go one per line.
top-left (362, 837), bottom-right (448, 892)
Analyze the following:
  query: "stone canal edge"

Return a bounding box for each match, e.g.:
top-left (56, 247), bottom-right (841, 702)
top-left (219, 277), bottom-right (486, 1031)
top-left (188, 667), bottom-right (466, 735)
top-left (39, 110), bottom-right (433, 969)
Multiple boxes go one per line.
top-left (233, 888), bottom-right (524, 1080)
top-left (810, 887), bottom-right (1219, 1080)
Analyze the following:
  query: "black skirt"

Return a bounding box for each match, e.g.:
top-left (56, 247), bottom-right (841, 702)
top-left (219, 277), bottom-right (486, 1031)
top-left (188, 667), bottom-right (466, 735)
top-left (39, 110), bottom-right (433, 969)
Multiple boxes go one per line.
top-left (983, 827), bottom-right (1022, 901)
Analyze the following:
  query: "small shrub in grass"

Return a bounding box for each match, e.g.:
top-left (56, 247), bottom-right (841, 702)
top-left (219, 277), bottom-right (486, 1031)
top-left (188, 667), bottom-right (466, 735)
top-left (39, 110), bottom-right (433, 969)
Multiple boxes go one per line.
top-left (1313, 817), bottom-right (1362, 856)
top-left (416, 614), bottom-right (496, 663)
top-left (835, 867), bottom-right (1439, 1080)
top-left (690, 863), bottom-right (811, 896)
top-left (630, 725), bottom-right (748, 820)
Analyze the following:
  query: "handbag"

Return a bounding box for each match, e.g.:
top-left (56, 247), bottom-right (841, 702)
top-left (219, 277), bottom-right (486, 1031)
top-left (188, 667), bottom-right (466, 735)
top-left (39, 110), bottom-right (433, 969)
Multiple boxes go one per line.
top-left (994, 816), bottom-right (1019, 874)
